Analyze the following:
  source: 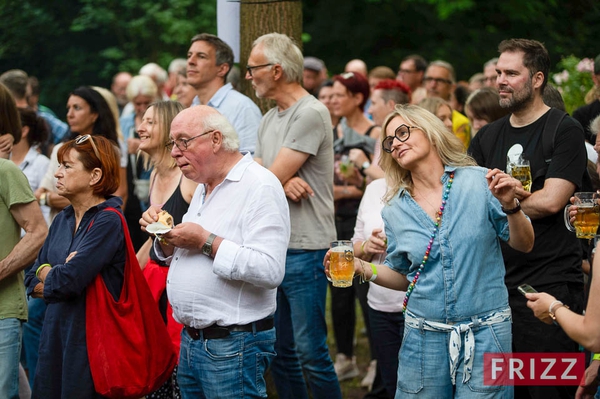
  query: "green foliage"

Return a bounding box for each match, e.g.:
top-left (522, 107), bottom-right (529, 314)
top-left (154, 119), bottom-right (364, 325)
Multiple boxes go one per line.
top-left (552, 55), bottom-right (595, 115)
top-left (0, 0), bottom-right (216, 113)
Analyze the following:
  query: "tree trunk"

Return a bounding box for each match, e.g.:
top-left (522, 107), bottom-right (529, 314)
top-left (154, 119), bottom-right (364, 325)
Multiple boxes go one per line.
top-left (239, 0), bottom-right (303, 114)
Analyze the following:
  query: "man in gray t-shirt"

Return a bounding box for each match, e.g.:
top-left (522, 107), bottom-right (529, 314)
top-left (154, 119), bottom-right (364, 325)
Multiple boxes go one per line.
top-left (247, 33), bottom-right (341, 399)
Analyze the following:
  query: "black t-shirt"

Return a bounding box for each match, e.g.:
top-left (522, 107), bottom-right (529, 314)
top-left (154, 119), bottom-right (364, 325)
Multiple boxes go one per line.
top-left (573, 99), bottom-right (600, 143)
top-left (468, 110), bottom-right (586, 290)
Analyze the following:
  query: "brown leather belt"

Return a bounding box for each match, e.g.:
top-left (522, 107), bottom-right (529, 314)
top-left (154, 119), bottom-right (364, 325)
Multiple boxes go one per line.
top-left (184, 317), bottom-right (274, 340)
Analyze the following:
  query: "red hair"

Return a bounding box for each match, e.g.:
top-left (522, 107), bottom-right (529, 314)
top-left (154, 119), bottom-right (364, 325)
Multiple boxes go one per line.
top-left (58, 135), bottom-right (120, 196)
top-left (333, 72), bottom-right (370, 111)
top-left (374, 79), bottom-right (411, 95)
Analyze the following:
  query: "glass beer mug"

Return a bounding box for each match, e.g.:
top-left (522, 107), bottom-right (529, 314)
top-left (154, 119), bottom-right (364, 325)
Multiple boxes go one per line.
top-left (330, 240), bottom-right (354, 288)
top-left (507, 155), bottom-right (532, 192)
top-left (564, 192), bottom-right (600, 239)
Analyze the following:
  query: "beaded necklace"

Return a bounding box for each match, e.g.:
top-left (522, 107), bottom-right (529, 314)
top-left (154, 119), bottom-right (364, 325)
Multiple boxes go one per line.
top-left (402, 172), bottom-right (454, 314)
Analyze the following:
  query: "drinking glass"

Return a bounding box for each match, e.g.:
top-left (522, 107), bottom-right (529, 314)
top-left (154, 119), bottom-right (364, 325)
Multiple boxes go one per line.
top-left (564, 192), bottom-right (600, 239)
top-left (507, 156), bottom-right (532, 192)
top-left (330, 240), bottom-right (354, 288)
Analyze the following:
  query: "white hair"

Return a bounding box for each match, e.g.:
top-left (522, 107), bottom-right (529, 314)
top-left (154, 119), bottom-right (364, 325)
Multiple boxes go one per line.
top-left (139, 62), bottom-right (168, 85)
top-left (252, 33), bottom-right (303, 84)
top-left (126, 75), bottom-right (158, 101)
top-left (168, 58), bottom-right (187, 74)
top-left (202, 113), bottom-right (239, 152)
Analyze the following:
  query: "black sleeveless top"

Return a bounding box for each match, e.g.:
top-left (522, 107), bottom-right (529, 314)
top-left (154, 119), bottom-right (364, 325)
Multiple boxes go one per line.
top-left (149, 179), bottom-right (190, 265)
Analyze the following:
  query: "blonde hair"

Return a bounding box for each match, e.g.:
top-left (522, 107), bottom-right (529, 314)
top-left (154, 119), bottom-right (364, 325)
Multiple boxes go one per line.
top-left (140, 100), bottom-right (183, 169)
top-left (380, 104), bottom-right (476, 202)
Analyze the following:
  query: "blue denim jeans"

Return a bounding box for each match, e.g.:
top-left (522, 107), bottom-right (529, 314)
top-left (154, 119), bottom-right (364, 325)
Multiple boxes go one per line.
top-left (177, 327), bottom-right (276, 399)
top-left (270, 249), bottom-right (342, 399)
top-left (22, 297), bottom-right (46, 388)
top-left (396, 317), bottom-right (513, 399)
top-left (0, 318), bottom-right (23, 399)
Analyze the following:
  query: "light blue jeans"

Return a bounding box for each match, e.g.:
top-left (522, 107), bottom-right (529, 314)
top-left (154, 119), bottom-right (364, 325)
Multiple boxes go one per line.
top-left (177, 327), bottom-right (276, 399)
top-left (0, 318), bottom-right (23, 399)
top-left (396, 315), bottom-right (513, 398)
top-left (270, 249), bottom-right (342, 399)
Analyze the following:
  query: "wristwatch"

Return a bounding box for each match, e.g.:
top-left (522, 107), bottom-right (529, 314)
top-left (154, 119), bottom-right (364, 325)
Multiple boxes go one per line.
top-left (501, 198), bottom-right (521, 215)
top-left (549, 302), bottom-right (569, 320)
top-left (361, 161), bottom-right (371, 172)
top-left (202, 233), bottom-right (217, 257)
top-left (39, 193), bottom-right (47, 206)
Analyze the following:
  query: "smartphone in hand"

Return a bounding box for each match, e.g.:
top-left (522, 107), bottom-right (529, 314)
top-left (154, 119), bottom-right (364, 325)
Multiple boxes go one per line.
top-left (517, 283), bottom-right (538, 296)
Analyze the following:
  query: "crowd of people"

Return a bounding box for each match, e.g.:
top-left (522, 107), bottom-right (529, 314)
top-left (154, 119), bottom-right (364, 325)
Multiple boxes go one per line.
top-left (2, 30), bottom-right (600, 399)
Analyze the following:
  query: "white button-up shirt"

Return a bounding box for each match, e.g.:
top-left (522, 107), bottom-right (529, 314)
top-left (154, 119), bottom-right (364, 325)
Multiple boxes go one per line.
top-left (158, 153), bottom-right (290, 329)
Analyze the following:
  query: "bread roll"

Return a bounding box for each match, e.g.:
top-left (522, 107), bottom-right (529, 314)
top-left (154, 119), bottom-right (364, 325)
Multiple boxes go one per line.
top-left (157, 210), bottom-right (173, 228)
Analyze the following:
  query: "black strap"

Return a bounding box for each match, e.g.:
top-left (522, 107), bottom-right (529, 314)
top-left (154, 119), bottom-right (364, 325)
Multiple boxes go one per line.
top-left (542, 108), bottom-right (567, 165)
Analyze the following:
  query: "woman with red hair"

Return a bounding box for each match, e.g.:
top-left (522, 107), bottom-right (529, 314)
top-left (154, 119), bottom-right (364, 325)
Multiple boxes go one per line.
top-left (25, 135), bottom-right (127, 398)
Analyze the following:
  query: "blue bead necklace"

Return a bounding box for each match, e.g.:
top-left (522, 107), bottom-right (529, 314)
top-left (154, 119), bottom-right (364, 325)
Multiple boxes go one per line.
top-left (402, 172), bottom-right (454, 314)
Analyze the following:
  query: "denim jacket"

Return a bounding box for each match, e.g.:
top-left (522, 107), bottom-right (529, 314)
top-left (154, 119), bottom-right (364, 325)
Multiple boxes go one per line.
top-left (382, 166), bottom-right (510, 322)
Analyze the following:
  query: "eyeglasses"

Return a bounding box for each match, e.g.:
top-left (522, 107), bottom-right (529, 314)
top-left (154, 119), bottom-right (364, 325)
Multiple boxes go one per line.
top-left (166, 130), bottom-right (215, 151)
top-left (424, 77), bottom-right (453, 85)
top-left (246, 63), bottom-right (273, 77)
top-left (382, 124), bottom-right (418, 153)
top-left (75, 135), bottom-right (101, 160)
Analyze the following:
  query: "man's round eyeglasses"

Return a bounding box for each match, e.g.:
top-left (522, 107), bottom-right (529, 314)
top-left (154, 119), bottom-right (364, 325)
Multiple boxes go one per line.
top-left (166, 130), bottom-right (216, 151)
top-left (382, 124), bottom-right (418, 153)
top-left (246, 63), bottom-right (273, 77)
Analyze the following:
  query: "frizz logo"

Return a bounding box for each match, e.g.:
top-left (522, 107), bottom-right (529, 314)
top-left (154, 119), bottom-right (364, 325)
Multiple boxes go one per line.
top-left (483, 353), bottom-right (585, 386)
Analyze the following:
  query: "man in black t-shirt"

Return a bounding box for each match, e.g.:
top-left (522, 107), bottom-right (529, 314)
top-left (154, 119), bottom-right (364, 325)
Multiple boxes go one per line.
top-left (469, 39), bottom-right (587, 399)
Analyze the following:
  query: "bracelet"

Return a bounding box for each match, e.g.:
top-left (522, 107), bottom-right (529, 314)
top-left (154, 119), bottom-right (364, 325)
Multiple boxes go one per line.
top-left (548, 300), bottom-right (563, 315)
top-left (368, 263), bottom-right (377, 282)
top-left (35, 263), bottom-right (51, 282)
top-left (361, 239), bottom-right (368, 255)
top-left (593, 353), bottom-right (600, 361)
top-left (548, 300), bottom-right (569, 321)
top-left (358, 259), bottom-right (377, 283)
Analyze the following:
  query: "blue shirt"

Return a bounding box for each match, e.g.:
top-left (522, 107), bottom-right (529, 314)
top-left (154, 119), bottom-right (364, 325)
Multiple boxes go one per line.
top-left (382, 166), bottom-right (510, 322)
top-left (192, 83), bottom-right (262, 154)
top-left (38, 110), bottom-right (69, 144)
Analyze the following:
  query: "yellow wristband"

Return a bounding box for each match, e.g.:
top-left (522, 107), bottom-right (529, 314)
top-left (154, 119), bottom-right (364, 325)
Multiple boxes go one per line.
top-left (368, 263), bottom-right (378, 282)
top-left (35, 263), bottom-right (51, 279)
top-left (593, 353), bottom-right (600, 361)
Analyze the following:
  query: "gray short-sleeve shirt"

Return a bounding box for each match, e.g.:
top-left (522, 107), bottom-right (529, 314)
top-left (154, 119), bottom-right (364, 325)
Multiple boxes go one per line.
top-left (256, 95), bottom-right (336, 249)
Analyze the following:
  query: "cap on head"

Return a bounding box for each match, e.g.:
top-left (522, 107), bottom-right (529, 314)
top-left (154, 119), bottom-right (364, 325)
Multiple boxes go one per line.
top-left (304, 57), bottom-right (325, 72)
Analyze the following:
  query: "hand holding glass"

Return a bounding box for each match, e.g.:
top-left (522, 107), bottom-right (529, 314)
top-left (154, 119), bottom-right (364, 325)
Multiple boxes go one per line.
top-left (329, 240), bottom-right (354, 288)
top-left (564, 192), bottom-right (600, 239)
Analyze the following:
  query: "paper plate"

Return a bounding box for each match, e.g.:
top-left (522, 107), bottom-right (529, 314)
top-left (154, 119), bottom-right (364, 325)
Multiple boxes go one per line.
top-left (146, 222), bottom-right (172, 235)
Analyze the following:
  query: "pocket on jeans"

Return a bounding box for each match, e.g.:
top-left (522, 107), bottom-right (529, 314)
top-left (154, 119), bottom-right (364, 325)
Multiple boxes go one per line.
top-left (397, 326), bottom-right (423, 394)
top-left (204, 335), bottom-right (243, 360)
top-left (466, 322), bottom-right (510, 393)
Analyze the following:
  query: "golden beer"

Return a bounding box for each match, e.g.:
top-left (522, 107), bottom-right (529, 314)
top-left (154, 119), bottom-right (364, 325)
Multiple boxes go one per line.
top-left (510, 165), bottom-right (532, 192)
top-left (574, 205), bottom-right (600, 239)
top-left (330, 245), bottom-right (354, 288)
